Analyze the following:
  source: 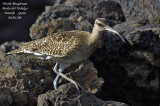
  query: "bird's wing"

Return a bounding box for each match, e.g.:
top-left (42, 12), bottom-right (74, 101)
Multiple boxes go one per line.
top-left (7, 31), bottom-right (89, 57)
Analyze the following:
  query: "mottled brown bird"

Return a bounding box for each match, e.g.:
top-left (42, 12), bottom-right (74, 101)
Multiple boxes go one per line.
top-left (7, 18), bottom-right (125, 92)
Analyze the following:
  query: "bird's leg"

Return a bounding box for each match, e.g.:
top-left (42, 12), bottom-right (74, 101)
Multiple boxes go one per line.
top-left (53, 62), bottom-right (70, 90)
top-left (53, 62), bottom-right (59, 90)
top-left (53, 62), bottom-right (86, 93)
top-left (53, 74), bottom-right (60, 90)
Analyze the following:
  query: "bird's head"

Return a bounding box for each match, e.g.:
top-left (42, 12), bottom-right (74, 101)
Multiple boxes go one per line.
top-left (94, 18), bottom-right (106, 31)
top-left (94, 18), bottom-right (126, 43)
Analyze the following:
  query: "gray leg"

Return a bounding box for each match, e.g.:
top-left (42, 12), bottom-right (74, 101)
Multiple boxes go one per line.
top-left (53, 62), bottom-right (70, 90)
top-left (53, 75), bottom-right (60, 90)
top-left (53, 62), bottom-right (59, 90)
top-left (53, 62), bottom-right (86, 92)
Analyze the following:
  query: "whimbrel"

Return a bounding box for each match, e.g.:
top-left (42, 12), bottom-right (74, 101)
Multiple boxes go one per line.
top-left (7, 18), bottom-right (125, 92)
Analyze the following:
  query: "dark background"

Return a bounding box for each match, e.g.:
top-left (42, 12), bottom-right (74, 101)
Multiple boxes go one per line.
top-left (0, 0), bottom-right (54, 44)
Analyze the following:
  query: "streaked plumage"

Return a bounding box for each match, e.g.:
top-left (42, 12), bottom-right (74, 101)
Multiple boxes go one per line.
top-left (7, 19), bottom-right (107, 64)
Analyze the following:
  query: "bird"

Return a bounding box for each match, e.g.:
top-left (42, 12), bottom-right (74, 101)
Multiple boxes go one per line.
top-left (7, 18), bottom-right (125, 92)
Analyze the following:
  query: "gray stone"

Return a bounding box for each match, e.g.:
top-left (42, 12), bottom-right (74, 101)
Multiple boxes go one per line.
top-left (37, 83), bottom-right (129, 106)
top-left (0, 88), bottom-right (13, 106)
top-left (112, 0), bottom-right (160, 24)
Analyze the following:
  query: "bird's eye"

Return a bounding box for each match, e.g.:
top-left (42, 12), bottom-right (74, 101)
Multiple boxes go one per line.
top-left (98, 23), bottom-right (103, 27)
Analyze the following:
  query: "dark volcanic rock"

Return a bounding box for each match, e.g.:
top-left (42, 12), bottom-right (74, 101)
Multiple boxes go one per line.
top-left (90, 21), bottom-right (160, 106)
top-left (0, 41), bottom-right (22, 54)
top-left (112, 0), bottom-right (160, 24)
top-left (114, 22), bottom-right (160, 66)
top-left (30, 17), bottom-right (75, 40)
top-left (37, 83), bottom-right (129, 106)
top-left (62, 61), bottom-right (104, 93)
top-left (54, 0), bottom-right (125, 24)
top-left (30, 0), bottom-right (125, 40)
top-left (0, 88), bottom-right (12, 106)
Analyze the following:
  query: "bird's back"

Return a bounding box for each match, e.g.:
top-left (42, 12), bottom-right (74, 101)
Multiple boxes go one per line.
top-left (7, 31), bottom-right (91, 61)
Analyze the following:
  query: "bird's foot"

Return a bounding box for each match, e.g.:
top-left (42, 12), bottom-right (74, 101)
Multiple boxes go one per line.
top-left (53, 76), bottom-right (86, 93)
top-left (71, 81), bottom-right (87, 94)
top-left (52, 63), bottom-right (86, 93)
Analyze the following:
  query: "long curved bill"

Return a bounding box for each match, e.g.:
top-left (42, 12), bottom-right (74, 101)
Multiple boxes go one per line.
top-left (105, 26), bottom-right (126, 43)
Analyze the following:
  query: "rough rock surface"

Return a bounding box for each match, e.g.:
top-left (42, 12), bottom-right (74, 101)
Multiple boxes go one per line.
top-left (37, 83), bottom-right (128, 106)
top-left (0, 0), bottom-right (160, 106)
top-left (114, 22), bottom-right (160, 66)
top-left (92, 21), bottom-right (160, 106)
top-left (30, 0), bottom-right (125, 40)
top-left (112, 0), bottom-right (160, 24)
top-left (30, 18), bottom-right (76, 40)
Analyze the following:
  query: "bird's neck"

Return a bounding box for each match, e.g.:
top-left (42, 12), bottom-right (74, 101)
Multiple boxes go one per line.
top-left (89, 26), bottom-right (103, 46)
